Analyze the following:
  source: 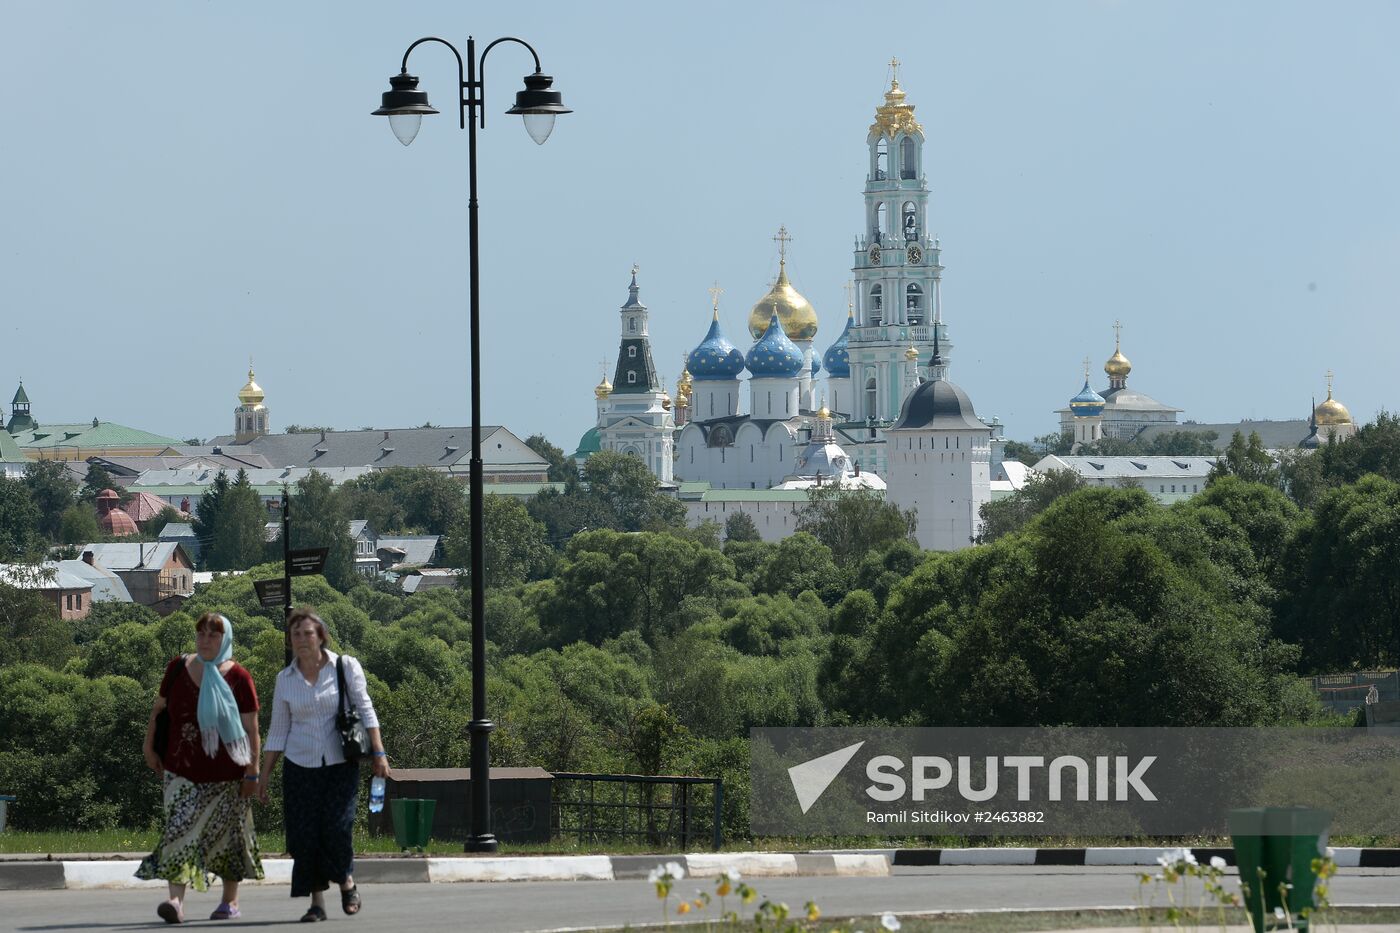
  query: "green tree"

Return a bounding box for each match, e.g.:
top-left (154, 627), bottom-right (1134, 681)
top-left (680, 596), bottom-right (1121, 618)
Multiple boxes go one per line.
top-left (581, 450), bottom-right (686, 532)
top-left (207, 470), bottom-right (268, 571)
top-left (289, 470), bottom-right (356, 590)
top-left (79, 463), bottom-right (120, 503)
top-left (795, 488), bottom-right (915, 566)
top-left (1033, 430), bottom-right (1073, 456)
top-left (443, 493), bottom-right (554, 589)
top-left (722, 511), bottom-right (761, 543)
top-left (0, 575), bottom-right (75, 669)
top-left (339, 466), bottom-right (466, 535)
top-left (58, 504), bottom-right (100, 545)
top-left (0, 475), bottom-right (41, 560)
top-left (192, 470), bottom-right (231, 569)
top-left (976, 468), bottom-right (1086, 543)
top-left (23, 459), bottom-right (77, 541)
top-left (1208, 431), bottom-right (1277, 486)
top-left (1277, 474), bottom-right (1400, 669)
top-left (525, 433), bottom-right (579, 487)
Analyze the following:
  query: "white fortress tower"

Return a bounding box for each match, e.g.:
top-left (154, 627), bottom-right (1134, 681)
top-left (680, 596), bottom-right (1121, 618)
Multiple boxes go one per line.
top-left (885, 340), bottom-right (991, 551)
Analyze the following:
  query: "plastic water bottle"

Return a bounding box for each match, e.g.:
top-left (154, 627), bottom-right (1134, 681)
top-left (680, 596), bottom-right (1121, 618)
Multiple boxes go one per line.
top-left (369, 776), bottom-right (385, 814)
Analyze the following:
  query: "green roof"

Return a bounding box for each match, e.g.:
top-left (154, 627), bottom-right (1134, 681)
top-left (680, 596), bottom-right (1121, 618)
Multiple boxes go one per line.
top-left (12, 383), bottom-right (29, 405)
top-left (12, 422), bottom-right (181, 450)
top-left (0, 429), bottom-right (23, 462)
top-left (570, 426), bottom-right (601, 460)
top-left (699, 488), bottom-right (809, 503)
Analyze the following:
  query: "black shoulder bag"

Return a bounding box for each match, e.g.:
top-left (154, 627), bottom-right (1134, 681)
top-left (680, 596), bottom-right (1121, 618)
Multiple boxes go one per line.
top-left (152, 656), bottom-right (178, 762)
top-left (336, 656), bottom-right (371, 761)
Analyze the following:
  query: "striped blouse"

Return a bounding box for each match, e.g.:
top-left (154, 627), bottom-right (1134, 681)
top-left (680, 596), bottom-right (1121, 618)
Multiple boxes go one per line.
top-left (264, 650), bottom-right (380, 769)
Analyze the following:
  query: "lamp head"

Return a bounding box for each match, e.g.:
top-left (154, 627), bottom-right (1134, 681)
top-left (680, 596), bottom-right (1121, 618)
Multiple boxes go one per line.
top-left (372, 71), bottom-right (439, 146)
top-left (505, 72), bottom-right (571, 145)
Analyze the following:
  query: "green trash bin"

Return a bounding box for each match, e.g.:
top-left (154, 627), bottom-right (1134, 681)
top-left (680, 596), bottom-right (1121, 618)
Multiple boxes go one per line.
top-left (1229, 807), bottom-right (1331, 932)
top-left (390, 798), bottom-right (436, 851)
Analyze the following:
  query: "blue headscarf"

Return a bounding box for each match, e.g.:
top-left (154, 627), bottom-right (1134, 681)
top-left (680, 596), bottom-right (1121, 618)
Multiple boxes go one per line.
top-left (198, 615), bottom-right (251, 764)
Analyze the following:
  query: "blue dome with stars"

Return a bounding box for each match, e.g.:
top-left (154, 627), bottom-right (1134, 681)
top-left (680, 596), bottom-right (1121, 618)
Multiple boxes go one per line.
top-left (822, 313), bottom-right (853, 378)
top-left (1069, 378), bottom-right (1106, 417)
top-left (687, 315), bottom-right (746, 381)
top-left (746, 311), bottom-right (804, 377)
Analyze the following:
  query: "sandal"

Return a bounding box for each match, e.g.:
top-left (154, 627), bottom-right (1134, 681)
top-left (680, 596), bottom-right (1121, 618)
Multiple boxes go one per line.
top-left (210, 902), bottom-right (241, 920)
top-left (341, 884), bottom-right (362, 915)
top-left (300, 905), bottom-right (327, 923)
top-left (156, 899), bottom-right (184, 924)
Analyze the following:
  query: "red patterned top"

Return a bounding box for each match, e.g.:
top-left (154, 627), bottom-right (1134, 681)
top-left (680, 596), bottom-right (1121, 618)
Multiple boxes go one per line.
top-left (158, 655), bottom-right (259, 783)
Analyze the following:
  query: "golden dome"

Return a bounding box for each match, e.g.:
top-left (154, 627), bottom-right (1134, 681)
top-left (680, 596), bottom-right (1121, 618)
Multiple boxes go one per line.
top-left (237, 366), bottom-right (264, 406)
top-left (870, 75), bottom-right (922, 139)
top-left (1104, 348), bottom-right (1131, 378)
top-left (905, 343), bottom-right (920, 362)
top-left (817, 405), bottom-right (831, 419)
top-left (660, 391), bottom-right (672, 411)
top-left (748, 261), bottom-right (819, 342)
top-left (1315, 379), bottom-right (1351, 426)
top-left (594, 374), bottom-right (613, 399)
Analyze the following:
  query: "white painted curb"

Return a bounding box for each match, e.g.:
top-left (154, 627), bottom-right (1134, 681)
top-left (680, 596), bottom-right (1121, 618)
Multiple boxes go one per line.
top-left (428, 856), bottom-right (614, 883)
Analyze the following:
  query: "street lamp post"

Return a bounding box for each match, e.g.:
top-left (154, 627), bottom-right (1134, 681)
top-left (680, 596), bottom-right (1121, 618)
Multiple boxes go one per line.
top-left (373, 35), bottom-right (569, 854)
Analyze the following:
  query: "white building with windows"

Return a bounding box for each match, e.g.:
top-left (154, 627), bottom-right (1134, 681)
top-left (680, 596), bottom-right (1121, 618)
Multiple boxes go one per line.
top-left (1032, 455), bottom-right (1217, 504)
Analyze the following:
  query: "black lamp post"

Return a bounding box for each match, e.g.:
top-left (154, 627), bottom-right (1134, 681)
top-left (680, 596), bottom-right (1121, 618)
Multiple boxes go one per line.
top-left (373, 36), bottom-right (568, 854)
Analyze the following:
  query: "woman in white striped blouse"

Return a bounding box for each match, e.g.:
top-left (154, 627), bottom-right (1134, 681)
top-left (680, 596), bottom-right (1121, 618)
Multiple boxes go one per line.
top-left (258, 607), bottom-right (389, 922)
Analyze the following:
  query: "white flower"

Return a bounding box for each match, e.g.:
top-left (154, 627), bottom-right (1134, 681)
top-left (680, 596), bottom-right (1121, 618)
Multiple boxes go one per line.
top-left (1274, 907), bottom-right (1286, 920)
top-left (880, 912), bottom-right (901, 931)
top-left (724, 868), bottom-right (741, 881)
top-left (1181, 848), bottom-right (1198, 866)
top-left (647, 867), bottom-right (663, 884)
top-left (664, 861), bottom-right (685, 880)
top-left (1210, 856), bottom-right (1227, 870)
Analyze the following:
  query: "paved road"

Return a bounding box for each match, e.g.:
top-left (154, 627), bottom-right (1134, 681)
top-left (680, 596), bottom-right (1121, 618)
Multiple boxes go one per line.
top-left (6, 866), bottom-right (1400, 932)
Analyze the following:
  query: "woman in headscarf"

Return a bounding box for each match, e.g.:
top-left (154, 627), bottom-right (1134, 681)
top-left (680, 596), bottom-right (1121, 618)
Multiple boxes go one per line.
top-left (138, 612), bottom-right (263, 923)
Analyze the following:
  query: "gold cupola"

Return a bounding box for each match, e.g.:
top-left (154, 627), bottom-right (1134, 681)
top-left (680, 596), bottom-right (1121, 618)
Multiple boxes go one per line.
top-left (1104, 321), bottom-right (1132, 381)
top-left (870, 59), bottom-right (923, 139)
top-left (748, 226), bottom-right (819, 342)
top-left (905, 342), bottom-right (920, 362)
top-left (237, 364), bottom-right (265, 408)
top-left (594, 372), bottom-right (613, 400)
top-left (1314, 372), bottom-right (1352, 426)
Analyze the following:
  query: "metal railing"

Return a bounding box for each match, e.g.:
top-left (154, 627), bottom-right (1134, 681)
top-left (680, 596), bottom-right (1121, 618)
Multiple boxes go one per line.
top-left (550, 772), bottom-right (723, 851)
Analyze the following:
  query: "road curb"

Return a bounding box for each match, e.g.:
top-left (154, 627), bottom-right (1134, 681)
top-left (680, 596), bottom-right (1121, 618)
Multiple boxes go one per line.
top-left (0, 852), bottom-right (890, 891)
top-left (3, 847), bottom-right (1395, 890)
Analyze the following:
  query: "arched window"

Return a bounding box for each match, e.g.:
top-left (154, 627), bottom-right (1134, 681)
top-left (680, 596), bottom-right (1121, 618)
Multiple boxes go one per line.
top-left (628, 346), bottom-right (637, 358)
top-left (874, 203), bottom-right (887, 243)
top-left (865, 377), bottom-right (877, 418)
top-left (869, 284), bottom-right (883, 325)
top-left (900, 137), bottom-right (916, 179)
top-left (902, 202), bottom-right (917, 240)
top-left (627, 372), bottom-right (636, 384)
top-left (875, 138), bottom-right (888, 180)
top-left (629, 319), bottom-right (637, 332)
top-left (906, 283), bottom-right (923, 324)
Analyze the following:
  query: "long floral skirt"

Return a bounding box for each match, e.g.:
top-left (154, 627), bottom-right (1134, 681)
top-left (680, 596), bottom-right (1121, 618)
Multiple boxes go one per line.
top-left (135, 772), bottom-right (263, 890)
top-left (284, 759), bottom-right (358, 898)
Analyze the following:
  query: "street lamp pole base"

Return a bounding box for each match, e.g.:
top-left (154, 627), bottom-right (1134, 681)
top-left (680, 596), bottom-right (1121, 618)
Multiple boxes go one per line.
top-left (463, 834), bottom-right (499, 853)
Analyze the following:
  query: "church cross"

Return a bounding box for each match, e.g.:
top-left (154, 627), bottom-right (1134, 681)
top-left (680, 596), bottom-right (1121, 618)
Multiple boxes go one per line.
top-left (888, 57), bottom-right (901, 85)
top-left (843, 280), bottom-right (854, 314)
top-left (1083, 356), bottom-right (1092, 379)
top-left (1112, 320), bottom-right (1123, 348)
top-left (631, 263), bottom-right (639, 277)
top-left (1326, 369), bottom-right (1334, 395)
top-left (708, 281), bottom-right (723, 314)
top-left (773, 226), bottom-right (792, 264)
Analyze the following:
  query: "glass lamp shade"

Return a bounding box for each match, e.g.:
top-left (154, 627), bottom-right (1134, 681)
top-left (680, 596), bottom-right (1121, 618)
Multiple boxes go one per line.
top-left (389, 113), bottom-right (423, 146)
top-left (521, 112), bottom-right (556, 145)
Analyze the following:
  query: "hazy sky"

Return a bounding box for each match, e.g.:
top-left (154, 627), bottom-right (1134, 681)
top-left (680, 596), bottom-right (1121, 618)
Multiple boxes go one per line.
top-left (2, 2), bottom-right (1396, 451)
